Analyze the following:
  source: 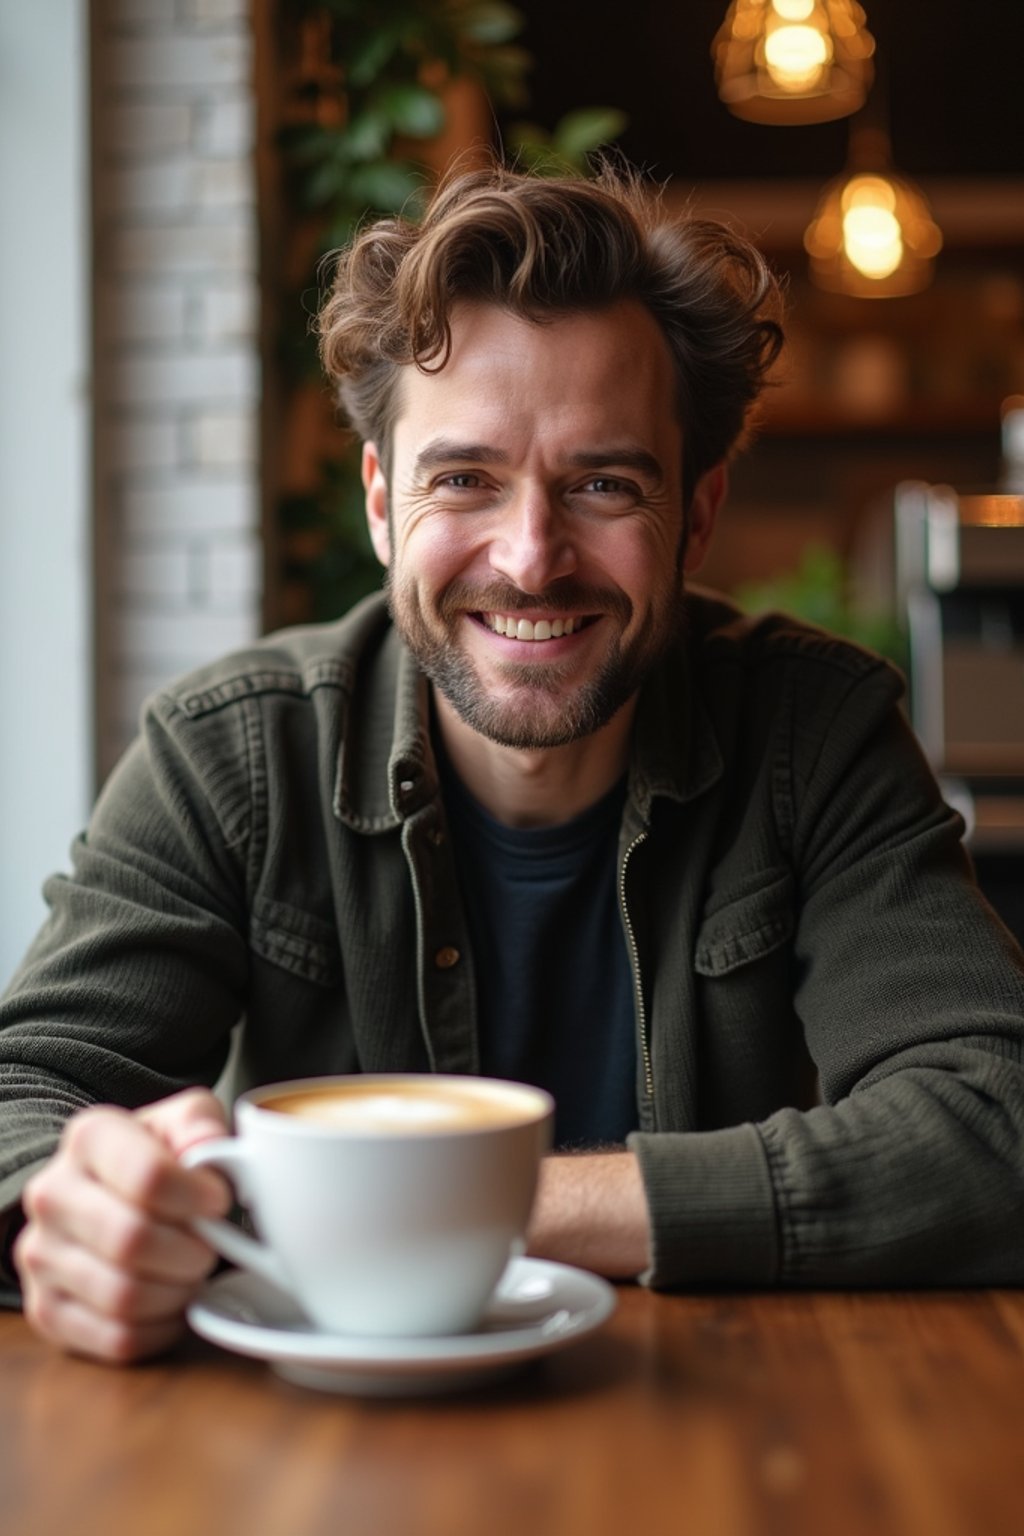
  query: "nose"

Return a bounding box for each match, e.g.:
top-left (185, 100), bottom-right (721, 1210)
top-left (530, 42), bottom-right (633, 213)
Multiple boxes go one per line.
top-left (488, 486), bottom-right (577, 593)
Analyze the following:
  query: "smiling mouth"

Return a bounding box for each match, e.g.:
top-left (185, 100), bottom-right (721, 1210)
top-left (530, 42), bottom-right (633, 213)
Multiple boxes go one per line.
top-left (481, 613), bottom-right (598, 642)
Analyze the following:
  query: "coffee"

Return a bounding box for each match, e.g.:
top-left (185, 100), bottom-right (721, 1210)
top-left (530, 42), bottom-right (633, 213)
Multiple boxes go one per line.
top-left (262, 1078), bottom-right (542, 1134)
top-left (183, 1073), bottom-right (554, 1337)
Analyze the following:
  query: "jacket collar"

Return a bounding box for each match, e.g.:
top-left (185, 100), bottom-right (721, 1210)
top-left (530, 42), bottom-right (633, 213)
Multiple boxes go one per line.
top-left (334, 621), bottom-right (437, 833)
top-left (334, 605), bottom-right (724, 832)
top-left (627, 633), bottom-right (724, 819)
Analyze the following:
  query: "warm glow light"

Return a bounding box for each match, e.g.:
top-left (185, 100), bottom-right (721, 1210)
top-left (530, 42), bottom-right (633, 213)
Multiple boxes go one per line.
top-left (713, 0), bottom-right (874, 124)
top-left (842, 174), bottom-right (895, 212)
top-left (843, 207), bottom-right (904, 278)
top-left (958, 496), bottom-right (1024, 529)
top-left (763, 25), bottom-right (830, 90)
top-left (804, 152), bottom-right (944, 297)
top-left (839, 175), bottom-right (902, 278)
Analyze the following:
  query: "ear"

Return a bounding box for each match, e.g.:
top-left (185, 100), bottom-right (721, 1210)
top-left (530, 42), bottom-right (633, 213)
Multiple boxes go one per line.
top-left (683, 460), bottom-right (728, 574)
top-left (362, 442), bottom-right (391, 567)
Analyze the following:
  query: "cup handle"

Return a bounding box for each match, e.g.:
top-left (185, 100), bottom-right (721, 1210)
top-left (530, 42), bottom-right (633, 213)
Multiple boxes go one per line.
top-left (180, 1138), bottom-right (291, 1293)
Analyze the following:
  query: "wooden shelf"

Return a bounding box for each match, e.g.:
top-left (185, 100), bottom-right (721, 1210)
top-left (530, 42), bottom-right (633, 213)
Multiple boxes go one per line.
top-left (758, 403), bottom-right (1006, 439)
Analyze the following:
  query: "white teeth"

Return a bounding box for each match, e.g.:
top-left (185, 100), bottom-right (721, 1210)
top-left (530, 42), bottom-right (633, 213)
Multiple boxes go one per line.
top-left (487, 613), bottom-right (582, 640)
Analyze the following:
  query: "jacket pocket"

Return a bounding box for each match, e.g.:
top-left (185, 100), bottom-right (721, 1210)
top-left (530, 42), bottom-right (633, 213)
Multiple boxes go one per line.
top-left (694, 867), bottom-right (795, 978)
top-left (249, 895), bottom-right (342, 987)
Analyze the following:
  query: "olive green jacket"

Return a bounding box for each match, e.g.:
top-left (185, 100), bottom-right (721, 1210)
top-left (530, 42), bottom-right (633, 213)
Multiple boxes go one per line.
top-left (2, 589), bottom-right (1023, 1292)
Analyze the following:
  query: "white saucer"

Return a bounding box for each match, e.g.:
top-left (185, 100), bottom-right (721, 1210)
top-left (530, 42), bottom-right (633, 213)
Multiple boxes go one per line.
top-left (187, 1257), bottom-right (617, 1395)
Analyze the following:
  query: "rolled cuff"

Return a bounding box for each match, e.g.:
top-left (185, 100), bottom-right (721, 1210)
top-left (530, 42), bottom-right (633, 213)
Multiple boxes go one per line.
top-left (628, 1123), bottom-right (780, 1288)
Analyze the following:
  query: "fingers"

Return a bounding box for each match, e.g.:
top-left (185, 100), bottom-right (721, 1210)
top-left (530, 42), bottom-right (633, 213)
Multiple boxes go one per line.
top-left (16, 1260), bottom-right (193, 1365)
top-left (16, 1091), bottom-right (234, 1364)
top-left (139, 1086), bottom-right (231, 1158)
top-left (24, 1159), bottom-right (217, 1283)
top-left (20, 1224), bottom-right (215, 1323)
top-left (16, 1206), bottom-right (209, 1364)
top-left (60, 1102), bottom-right (231, 1222)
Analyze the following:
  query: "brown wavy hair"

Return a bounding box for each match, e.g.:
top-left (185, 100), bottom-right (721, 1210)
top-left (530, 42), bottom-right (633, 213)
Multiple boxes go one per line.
top-left (317, 161), bottom-right (784, 500)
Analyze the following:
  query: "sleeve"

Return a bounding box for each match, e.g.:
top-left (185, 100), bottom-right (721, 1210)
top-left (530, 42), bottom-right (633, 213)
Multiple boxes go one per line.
top-left (631, 659), bottom-right (1024, 1288)
top-left (0, 689), bottom-right (254, 1212)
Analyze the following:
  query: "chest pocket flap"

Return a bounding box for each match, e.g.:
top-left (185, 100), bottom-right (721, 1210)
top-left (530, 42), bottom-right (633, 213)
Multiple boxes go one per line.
top-left (250, 895), bottom-right (342, 987)
top-left (694, 867), bottom-right (795, 978)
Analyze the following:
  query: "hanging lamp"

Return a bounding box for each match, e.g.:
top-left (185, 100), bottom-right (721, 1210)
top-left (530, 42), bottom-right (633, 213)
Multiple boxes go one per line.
top-left (804, 126), bottom-right (943, 297)
top-left (712, 0), bottom-right (875, 125)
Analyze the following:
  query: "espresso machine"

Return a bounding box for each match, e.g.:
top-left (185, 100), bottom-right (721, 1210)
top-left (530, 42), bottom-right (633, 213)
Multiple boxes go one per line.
top-left (893, 478), bottom-right (1024, 940)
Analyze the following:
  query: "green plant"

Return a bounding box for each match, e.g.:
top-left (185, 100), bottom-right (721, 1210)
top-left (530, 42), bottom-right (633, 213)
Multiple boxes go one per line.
top-left (733, 543), bottom-right (907, 669)
top-left (505, 106), bottom-right (628, 175)
top-left (279, 1), bottom-right (533, 253)
top-left (276, 0), bottom-right (627, 622)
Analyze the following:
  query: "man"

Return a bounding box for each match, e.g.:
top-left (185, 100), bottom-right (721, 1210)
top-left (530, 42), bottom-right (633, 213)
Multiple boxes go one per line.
top-left (3, 165), bottom-right (1023, 1364)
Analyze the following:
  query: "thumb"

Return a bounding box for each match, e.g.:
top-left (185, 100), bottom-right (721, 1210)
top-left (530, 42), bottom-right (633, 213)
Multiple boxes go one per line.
top-left (139, 1087), bottom-right (231, 1158)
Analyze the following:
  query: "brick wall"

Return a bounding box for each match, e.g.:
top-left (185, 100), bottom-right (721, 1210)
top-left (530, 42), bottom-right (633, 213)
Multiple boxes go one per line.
top-left (93, 0), bottom-right (262, 779)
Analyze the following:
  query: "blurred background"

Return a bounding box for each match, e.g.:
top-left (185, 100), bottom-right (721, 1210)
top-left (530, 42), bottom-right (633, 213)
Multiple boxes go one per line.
top-left (1, 0), bottom-right (1022, 980)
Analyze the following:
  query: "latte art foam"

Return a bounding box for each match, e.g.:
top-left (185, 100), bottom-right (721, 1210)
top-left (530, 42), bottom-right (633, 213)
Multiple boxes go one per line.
top-left (262, 1079), bottom-right (543, 1134)
top-left (277, 1091), bottom-right (475, 1132)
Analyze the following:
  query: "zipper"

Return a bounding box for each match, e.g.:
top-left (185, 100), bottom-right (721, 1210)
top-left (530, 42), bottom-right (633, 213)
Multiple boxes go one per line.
top-left (619, 828), bottom-right (653, 1106)
top-left (401, 819), bottom-right (436, 1071)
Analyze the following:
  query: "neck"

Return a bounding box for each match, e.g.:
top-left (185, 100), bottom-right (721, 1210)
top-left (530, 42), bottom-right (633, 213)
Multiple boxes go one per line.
top-left (433, 691), bottom-right (636, 829)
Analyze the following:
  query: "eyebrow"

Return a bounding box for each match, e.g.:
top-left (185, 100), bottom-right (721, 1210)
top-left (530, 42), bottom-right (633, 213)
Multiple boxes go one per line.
top-left (567, 449), bottom-right (665, 484)
top-left (412, 440), bottom-right (510, 476)
top-left (412, 440), bottom-right (664, 482)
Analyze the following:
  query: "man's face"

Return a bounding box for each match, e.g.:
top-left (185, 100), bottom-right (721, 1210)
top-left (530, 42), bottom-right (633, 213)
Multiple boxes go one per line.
top-left (362, 301), bottom-right (723, 750)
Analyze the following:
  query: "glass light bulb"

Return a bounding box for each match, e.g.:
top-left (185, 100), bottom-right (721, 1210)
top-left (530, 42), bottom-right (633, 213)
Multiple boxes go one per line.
top-left (841, 175), bottom-right (896, 214)
top-left (763, 24), bottom-right (829, 91)
top-left (842, 204), bottom-right (904, 279)
top-left (771, 0), bottom-right (816, 20)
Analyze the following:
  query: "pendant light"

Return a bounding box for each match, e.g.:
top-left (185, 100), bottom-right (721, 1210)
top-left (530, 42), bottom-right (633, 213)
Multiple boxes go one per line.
top-left (804, 126), bottom-right (943, 297)
top-left (712, 0), bottom-right (875, 125)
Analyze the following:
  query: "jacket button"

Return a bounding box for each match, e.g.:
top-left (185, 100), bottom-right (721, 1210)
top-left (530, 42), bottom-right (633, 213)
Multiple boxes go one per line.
top-left (434, 946), bottom-right (460, 970)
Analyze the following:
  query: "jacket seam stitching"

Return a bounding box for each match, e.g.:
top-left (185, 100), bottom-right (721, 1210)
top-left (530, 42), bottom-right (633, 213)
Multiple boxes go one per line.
top-left (175, 671), bottom-right (351, 720)
top-left (696, 914), bottom-right (793, 975)
top-left (242, 697), bottom-right (268, 897)
top-left (753, 1124), bottom-right (785, 1283)
top-left (759, 1122), bottom-right (794, 1282)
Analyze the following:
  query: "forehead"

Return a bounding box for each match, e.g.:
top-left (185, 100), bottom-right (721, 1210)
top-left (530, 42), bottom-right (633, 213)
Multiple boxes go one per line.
top-left (391, 301), bottom-right (680, 459)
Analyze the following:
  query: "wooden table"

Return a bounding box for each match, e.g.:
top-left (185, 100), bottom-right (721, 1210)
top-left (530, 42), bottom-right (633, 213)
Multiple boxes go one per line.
top-left (3, 1286), bottom-right (1024, 1536)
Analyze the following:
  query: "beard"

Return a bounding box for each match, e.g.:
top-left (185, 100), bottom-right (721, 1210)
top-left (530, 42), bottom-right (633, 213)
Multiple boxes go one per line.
top-left (385, 572), bottom-right (685, 750)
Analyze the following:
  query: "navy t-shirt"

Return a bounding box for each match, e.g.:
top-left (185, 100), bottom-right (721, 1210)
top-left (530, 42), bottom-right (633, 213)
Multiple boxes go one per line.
top-left (439, 752), bottom-right (638, 1149)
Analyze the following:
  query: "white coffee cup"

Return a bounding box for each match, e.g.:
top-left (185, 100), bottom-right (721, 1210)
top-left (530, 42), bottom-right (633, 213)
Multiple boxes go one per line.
top-left (182, 1074), bottom-right (554, 1338)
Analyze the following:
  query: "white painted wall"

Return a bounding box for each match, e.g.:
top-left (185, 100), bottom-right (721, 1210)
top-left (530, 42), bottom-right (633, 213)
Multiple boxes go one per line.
top-left (0, 5), bottom-right (92, 986)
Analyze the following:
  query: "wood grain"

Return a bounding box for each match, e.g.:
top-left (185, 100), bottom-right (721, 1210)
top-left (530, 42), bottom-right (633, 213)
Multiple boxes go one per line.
top-left (3, 1288), bottom-right (1024, 1536)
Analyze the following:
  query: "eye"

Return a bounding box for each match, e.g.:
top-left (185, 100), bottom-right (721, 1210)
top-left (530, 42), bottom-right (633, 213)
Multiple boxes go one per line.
top-left (437, 472), bottom-right (483, 490)
top-left (584, 477), bottom-right (630, 495)
top-left (573, 475), bottom-right (641, 506)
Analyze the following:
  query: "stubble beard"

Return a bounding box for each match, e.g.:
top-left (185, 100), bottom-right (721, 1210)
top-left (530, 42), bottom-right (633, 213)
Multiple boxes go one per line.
top-left (385, 572), bottom-right (685, 750)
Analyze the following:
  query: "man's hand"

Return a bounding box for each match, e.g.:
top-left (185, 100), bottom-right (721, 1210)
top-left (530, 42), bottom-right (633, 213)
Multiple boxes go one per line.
top-left (14, 1089), bottom-right (232, 1364)
top-left (526, 1149), bottom-right (651, 1279)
